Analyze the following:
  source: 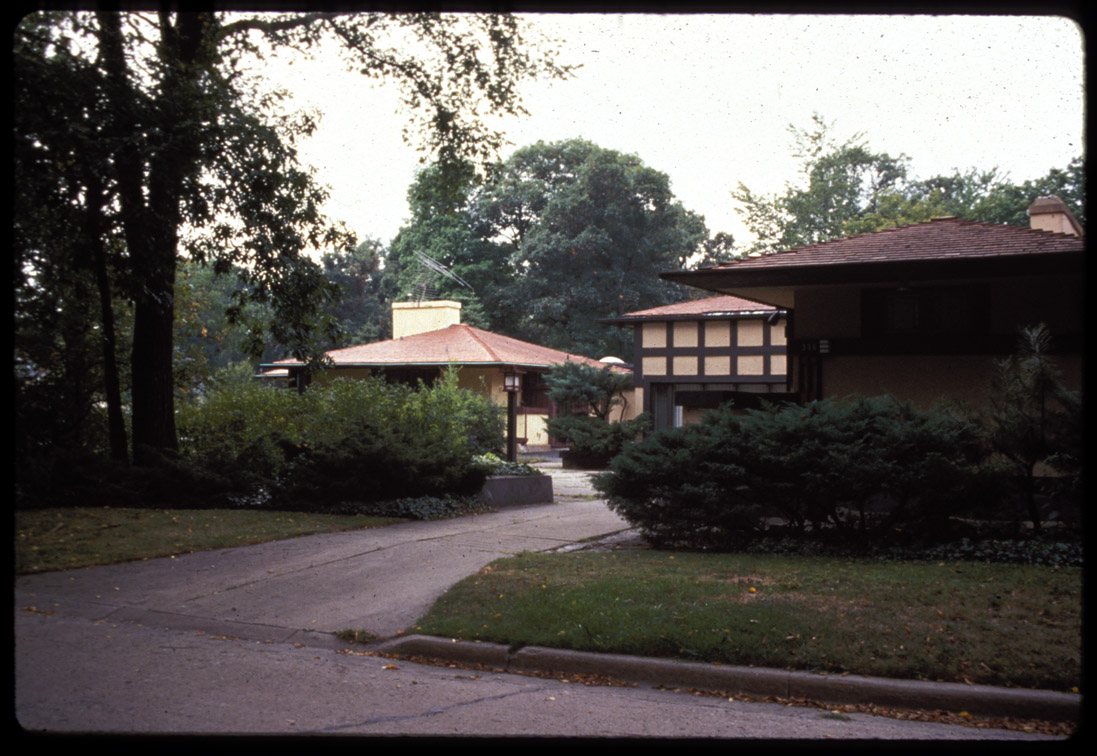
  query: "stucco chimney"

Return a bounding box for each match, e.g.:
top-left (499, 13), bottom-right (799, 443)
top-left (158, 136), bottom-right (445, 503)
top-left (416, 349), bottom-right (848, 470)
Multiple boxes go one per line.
top-left (1027, 196), bottom-right (1083, 236)
top-left (392, 300), bottom-right (462, 338)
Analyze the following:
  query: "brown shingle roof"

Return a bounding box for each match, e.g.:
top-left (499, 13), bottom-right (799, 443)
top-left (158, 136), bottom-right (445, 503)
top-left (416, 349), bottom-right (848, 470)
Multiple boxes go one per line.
top-left (692, 217), bottom-right (1084, 273)
top-left (271, 324), bottom-right (623, 372)
top-left (618, 295), bottom-right (780, 319)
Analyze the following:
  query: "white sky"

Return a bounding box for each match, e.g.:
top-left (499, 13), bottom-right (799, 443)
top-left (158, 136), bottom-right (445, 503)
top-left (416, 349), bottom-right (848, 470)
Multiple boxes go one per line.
top-left (263, 13), bottom-right (1085, 249)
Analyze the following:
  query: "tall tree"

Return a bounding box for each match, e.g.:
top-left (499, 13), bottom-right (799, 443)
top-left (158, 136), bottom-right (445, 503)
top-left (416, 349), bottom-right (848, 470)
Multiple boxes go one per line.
top-left (15, 11), bottom-right (570, 465)
top-left (734, 114), bottom-right (1084, 254)
top-left (384, 159), bottom-right (508, 329)
top-left (15, 13), bottom-right (131, 462)
top-left (467, 139), bottom-right (712, 358)
top-left (319, 238), bottom-right (394, 347)
top-left (731, 114), bottom-right (911, 254)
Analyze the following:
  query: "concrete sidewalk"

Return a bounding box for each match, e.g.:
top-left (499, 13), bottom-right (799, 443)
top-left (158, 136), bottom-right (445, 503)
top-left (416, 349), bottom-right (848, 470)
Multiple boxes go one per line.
top-left (15, 460), bottom-right (1080, 735)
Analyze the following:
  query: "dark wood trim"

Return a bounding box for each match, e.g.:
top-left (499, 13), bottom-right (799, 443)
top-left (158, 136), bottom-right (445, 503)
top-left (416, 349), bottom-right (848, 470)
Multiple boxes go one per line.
top-left (662, 251), bottom-right (1083, 291)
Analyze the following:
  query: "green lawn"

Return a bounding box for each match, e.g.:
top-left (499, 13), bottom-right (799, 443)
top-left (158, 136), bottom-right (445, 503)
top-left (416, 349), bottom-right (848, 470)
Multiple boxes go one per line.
top-left (15, 507), bottom-right (404, 574)
top-left (412, 550), bottom-right (1081, 692)
top-left (16, 507), bottom-right (1081, 694)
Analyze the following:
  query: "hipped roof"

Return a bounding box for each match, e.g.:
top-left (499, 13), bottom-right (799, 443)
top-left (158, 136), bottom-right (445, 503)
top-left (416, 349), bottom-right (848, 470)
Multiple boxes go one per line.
top-left (607, 295), bottom-right (782, 323)
top-left (663, 216), bottom-right (1085, 294)
top-left (267, 323), bottom-right (625, 372)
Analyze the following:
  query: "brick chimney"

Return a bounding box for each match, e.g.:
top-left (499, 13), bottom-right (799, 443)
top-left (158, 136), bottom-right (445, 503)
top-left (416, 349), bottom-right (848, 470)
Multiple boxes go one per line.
top-left (1027, 196), bottom-right (1083, 236)
top-left (392, 300), bottom-right (462, 338)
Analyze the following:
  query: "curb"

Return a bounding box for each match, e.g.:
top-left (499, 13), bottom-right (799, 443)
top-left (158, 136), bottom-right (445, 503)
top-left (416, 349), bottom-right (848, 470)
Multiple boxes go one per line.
top-left (373, 634), bottom-right (1080, 723)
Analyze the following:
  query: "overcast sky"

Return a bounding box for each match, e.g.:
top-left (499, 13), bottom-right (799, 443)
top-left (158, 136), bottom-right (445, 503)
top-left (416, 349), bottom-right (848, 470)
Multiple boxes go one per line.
top-left (264, 13), bottom-right (1085, 249)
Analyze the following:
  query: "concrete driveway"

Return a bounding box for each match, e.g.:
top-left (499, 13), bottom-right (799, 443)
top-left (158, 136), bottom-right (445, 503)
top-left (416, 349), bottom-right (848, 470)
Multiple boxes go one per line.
top-left (14, 462), bottom-right (1071, 738)
top-left (15, 466), bottom-right (628, 640)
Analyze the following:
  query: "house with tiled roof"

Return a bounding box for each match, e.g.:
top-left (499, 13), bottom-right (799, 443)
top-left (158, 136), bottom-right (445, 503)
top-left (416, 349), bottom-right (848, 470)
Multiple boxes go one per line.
top-left (603, 295), bottom-right (795, 430)
top-left (663, 197), bottom-right (1084, 407)
top-left (260, 300), bottom-right (631, 449)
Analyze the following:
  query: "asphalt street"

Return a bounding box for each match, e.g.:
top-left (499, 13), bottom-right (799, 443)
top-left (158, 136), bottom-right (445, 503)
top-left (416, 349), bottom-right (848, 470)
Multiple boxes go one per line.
top-left (14, 462), bottom-right (1075, 739)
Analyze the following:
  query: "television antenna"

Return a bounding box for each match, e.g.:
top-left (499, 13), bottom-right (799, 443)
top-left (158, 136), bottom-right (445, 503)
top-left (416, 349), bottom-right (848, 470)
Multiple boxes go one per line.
top-left (408, 251), bottom-right (474, 303)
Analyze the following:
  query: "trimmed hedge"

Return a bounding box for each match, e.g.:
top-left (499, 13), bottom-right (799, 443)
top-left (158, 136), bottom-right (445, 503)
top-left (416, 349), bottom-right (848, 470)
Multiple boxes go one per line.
top-left (595, 396), bottom-right (1002, 550)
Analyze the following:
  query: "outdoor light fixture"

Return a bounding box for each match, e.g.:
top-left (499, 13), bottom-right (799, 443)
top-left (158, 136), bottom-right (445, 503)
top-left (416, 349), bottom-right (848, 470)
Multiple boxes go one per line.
top-left (503, 369), bottom-right (523, 462)
top-left (503, 370), bottom-right (522, 393)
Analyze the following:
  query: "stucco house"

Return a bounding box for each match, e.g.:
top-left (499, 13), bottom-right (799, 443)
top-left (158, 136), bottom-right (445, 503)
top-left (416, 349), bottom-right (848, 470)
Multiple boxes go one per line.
top-left (602, 295), bottom-right (795, 430)
top-left (662, 197), bottom-right (1084, 408)
top-left (259, 300), bottom-right (631, 449)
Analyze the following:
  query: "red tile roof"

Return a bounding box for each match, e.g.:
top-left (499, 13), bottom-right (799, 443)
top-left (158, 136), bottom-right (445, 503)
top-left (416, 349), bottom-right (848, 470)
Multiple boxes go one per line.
top-left (619, 295), bottom-right (779, 319)
top-left (272, 324), bottom-right (624, 372)
top-left (691, 217), bottom-right (1083, 274)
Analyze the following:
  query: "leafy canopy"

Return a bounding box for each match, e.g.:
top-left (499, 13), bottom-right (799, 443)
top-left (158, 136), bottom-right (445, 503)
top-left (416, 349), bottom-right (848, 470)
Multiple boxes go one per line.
top-left (14, 10), bottom-right (570, 464)
top-left (733, 114), bottom-right (1085, 255)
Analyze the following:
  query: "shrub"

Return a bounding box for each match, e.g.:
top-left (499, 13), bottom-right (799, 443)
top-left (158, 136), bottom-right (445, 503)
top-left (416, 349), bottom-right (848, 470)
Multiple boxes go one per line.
top-left (171, 368), bottom-right (503, 509)
top-left (544, 361), bottom-right (634, 421)
top-left (982, 324), bottom-right (1082, 533)
top-left (597, 396), bottom-right (991, 550)
top-left (472, 453), bottom-right (544, 477)
top-left (549, 413), bottom-right (650, 469)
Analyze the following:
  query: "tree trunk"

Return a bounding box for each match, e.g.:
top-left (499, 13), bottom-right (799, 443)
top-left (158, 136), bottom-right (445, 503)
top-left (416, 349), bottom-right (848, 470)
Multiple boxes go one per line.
top-left (97, 11), bottom-right (213, 465)
top-left (84, 170), bottom-right (129, 464)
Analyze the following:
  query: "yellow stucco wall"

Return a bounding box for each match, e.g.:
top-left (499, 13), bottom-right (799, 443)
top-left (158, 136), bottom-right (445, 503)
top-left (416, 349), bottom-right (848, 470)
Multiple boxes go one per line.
top-left (673, 321), bottom-right (698, 347)
top-left (821, 353), bottom-right (1082, 408)
top-left (391, 300), bottom-right (462, 338)
top-left (738, 319), bottom-right (765, 346)
top-left (642, 322), bottom-right (666, 348)
top-left (642, 356), bottom-right (667, 376)
top-left (705, 320), bottom-right (731, 347)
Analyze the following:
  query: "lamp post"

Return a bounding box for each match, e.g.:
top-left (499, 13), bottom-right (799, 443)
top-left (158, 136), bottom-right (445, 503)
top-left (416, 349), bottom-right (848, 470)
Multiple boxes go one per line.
top-left (503, 369), bottom-right (522, 462)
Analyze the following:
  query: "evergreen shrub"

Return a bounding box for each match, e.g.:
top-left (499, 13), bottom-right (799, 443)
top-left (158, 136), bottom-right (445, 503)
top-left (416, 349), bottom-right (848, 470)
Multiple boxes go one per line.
top-left (596, 396), bottom-right (991, 550)
top-left (549, 413), bottom-right (650, 469)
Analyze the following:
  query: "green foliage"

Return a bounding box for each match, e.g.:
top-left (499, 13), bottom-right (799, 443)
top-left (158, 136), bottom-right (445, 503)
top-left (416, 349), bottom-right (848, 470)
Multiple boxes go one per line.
top-left (597, 396), bottom-right (989, 550)
top-left (544, 361), bottom-right (634, 421)
top-left (165, 370), bottom-right (505, 512)
top-left (14, 10), bottom-right (571, 465)
top-left (982, 324), bottom-right (1082, 533)
top-left (472, 453), bottom-right (544, 477)
top-left (317, 238), bottom-right (393, 349)
top-left (549, 414), bottom-right (651, 469)
top-left (468, 138), bottom-right (713, 358)
top-left (734, 114), bottom-right (1085, 255)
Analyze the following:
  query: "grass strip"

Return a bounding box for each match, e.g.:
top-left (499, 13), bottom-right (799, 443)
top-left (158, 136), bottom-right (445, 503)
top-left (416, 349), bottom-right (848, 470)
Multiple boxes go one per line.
top-left (412, 550), bottom-right (1081, 692)
top-left (15, 507), bottom-right (405, 574)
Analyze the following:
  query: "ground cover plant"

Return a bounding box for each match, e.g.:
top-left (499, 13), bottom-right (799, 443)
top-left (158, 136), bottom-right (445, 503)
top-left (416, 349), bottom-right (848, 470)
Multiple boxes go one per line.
top-left (413, 550), bottom-right (1081, 692)
top-left (15, 507), bottom-right (404, 574)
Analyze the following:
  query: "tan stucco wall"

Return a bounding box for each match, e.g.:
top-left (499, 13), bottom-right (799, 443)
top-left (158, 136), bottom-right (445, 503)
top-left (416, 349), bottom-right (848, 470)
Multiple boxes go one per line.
top-left (821, 353), bottom-right (1083, 408)
top-left (823, 355), bottom-right (994, 407)
top-left (516, 412), bottom-right (551, 447)
top-left (705, 320), bottom-right (731, 347)
top-left (642, 355), bottom-right (667, 376)
top-left (391, 300), bottom-right (462, 338)
top-left (642, 322), bottom-right (666, 348)
top-left (673, 321), bottom-right (698, 347)
top-left (737, 319), bottom-right (765, 346)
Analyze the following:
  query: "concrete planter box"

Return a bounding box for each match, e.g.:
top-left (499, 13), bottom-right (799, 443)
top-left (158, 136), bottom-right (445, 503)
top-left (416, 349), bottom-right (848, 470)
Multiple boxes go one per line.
top-left (480, 474), bottom-right (554, 507)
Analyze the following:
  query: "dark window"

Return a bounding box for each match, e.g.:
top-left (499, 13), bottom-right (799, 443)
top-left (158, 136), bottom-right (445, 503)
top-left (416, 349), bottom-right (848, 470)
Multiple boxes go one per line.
top-left (382, 367), bottom-right (440, 387)
top-left (521, 372), bottom-right (550, 409)
top-left (862, 286), bottom-right (989, 337)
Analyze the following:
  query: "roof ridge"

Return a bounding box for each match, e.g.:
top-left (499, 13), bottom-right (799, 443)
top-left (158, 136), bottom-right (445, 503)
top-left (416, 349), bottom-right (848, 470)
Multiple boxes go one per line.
top-left (460, 323), bottom-right (504, 363)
